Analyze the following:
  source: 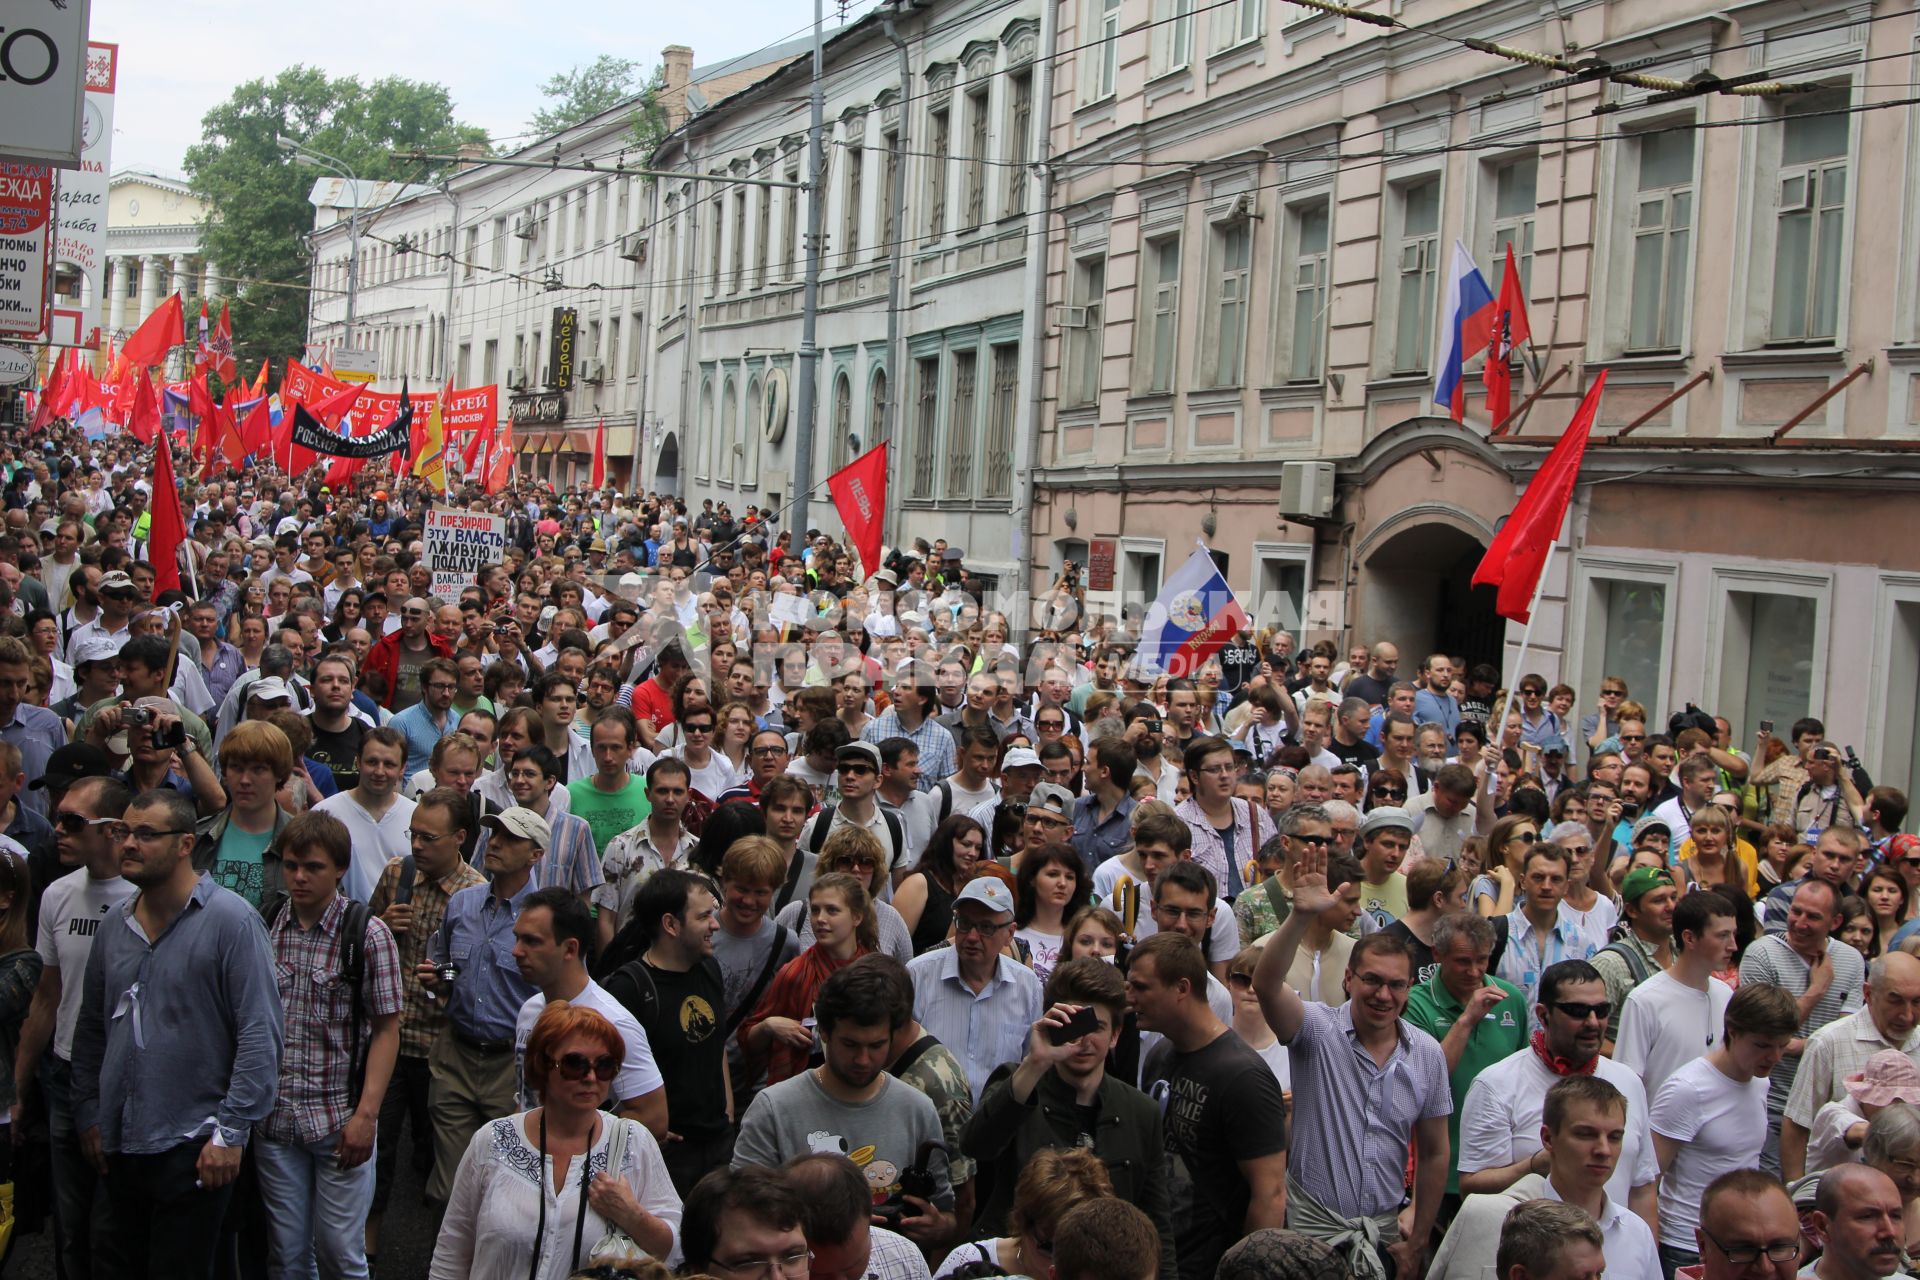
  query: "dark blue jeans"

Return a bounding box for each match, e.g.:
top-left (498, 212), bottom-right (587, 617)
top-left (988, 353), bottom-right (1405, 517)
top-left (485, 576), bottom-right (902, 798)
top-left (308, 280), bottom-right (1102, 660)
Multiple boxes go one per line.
top-left (95, 1141), bottom-right (237, 1280)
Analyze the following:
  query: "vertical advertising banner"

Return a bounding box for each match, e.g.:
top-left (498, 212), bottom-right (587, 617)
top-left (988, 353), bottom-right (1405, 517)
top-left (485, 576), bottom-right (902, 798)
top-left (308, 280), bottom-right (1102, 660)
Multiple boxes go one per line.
top-left (51, 42), bottom-right (115, 349)
top-left (549, 306), bottom-right (576, 391)
top-left (0, 164), bottom-right (55, 340)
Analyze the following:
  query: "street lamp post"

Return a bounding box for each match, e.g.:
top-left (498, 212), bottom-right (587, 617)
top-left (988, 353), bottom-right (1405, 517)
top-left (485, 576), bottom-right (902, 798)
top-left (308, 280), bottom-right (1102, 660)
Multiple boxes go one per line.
top-left (276, 135), bottom-right (360, 335)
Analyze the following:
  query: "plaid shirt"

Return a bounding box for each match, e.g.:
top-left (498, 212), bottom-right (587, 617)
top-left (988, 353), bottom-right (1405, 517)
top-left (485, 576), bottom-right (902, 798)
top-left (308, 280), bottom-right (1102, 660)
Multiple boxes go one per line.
top-left (368, 855), bottom-right (487, 1059)
top-left (862, 711), bottom-right (957, 789)
top-left (469, 805), bottom-right (604, 900)
top-left (262, 894), bottom-right (405, 1145)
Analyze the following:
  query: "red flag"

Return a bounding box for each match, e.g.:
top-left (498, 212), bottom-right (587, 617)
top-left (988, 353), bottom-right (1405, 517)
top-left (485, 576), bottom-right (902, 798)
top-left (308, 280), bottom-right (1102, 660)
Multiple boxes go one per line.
top-left (121, 292), bottom-right (186, 369)
top-left (30, 350), bottom-right (69, 431)
top-left (826, 442), bottom-right (888, 578)
top-left (590, 419), bottom-right (606, 490)
top-left (485, 425), bottom-right (515, 494)
top-left (127, 369), bottom-right (162, 443)
top-left (215, 390), bottom-right (248, 469)
top-left (188, 372), bottom-right (216, 470)
top-left (147, 438), bottom-right (188, 595)
top-left (250, 358), bottom-right (270, 398)
top-left (239, 396), bottom-right (273, 459)
top-left (461, 416), bottom-right (493, 472)
top-left (209, 303), bottom-right (238, 384)
top-left (1484, 244), bottom-right (1533, 429)
top-left (1471, 372), bottom-right (1606, 624)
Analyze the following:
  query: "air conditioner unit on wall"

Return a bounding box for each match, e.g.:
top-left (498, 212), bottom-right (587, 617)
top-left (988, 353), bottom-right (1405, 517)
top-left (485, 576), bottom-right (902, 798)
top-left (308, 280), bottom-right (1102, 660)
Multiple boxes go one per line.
top-left (513, 216), bottom-right (536, 240)
top-left (1279, 460), bottom-right (1335, 522)
top-left (619, 232), bottom-right (649, 265)
top-left (506, 367), bottom-right (529, 390)
top-left (580, 358), bottom-right (605, 384)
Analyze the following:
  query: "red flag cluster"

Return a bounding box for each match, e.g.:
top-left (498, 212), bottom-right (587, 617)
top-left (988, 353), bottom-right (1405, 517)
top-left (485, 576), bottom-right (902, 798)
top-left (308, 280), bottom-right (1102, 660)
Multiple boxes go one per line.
top-left (1459, 245), bottom-right (1533, 430)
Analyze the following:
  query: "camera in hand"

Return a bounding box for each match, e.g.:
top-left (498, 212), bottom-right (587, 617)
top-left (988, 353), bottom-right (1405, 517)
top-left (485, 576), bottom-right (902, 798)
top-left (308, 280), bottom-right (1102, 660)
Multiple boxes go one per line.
top-left (437, 961), bottom-right (460, 986)
top-left (872, 1140), bottom-right (946, 1225)
top-left (122, 705), bottom-right (152, 730)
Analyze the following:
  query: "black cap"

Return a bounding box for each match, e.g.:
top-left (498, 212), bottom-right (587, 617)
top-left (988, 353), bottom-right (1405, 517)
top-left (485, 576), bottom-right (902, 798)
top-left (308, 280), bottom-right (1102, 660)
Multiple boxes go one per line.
top-left (30, 742), bottom-right (115, 791)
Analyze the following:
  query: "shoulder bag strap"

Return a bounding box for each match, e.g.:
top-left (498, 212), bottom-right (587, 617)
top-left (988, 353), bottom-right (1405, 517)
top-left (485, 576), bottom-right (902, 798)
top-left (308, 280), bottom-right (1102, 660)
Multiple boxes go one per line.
top-left (726, 924), bottom-right (791, 1037)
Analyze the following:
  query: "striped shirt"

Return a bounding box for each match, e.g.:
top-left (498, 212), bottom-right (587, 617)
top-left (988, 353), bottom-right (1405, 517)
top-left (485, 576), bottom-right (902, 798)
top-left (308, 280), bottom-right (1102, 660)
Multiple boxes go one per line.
top-left (1284, 1000), bottom-right (1452, 1218)
top-left (1738, 933), bottom-right (1864, 1116)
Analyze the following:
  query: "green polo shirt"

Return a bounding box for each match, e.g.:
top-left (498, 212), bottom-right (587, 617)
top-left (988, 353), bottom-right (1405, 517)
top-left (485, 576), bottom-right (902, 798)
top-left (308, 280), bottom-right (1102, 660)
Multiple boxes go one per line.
top-left (1404, 970), bottom-right (1530, 1192)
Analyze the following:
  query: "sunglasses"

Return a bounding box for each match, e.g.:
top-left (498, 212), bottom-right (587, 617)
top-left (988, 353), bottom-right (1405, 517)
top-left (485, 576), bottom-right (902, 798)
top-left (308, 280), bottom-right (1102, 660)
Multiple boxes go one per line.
top-left (1619, 734), bottom-right (1645, 742)
top-left (553, 1052), bottom-right (620, 1082)
top-left (1551, 1000), bottom-right (1612, 1022)
top-left (1512, 830), bottom-right (1540, 844)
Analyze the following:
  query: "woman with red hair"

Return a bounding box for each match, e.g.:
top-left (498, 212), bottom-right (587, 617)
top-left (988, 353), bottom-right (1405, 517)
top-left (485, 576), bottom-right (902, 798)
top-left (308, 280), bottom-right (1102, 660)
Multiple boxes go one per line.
top-left (430, 1002), bottom-right (681, 1279)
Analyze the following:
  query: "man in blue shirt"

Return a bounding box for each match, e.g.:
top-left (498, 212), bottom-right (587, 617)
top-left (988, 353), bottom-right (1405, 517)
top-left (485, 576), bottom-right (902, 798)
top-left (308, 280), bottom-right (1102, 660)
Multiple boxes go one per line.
top-left (388, 657), bottom-right (460, 777)
top-left (419, 806), bottom-right (545, 1206)
top-left (1411, 653), bottom-right (1461, 747)
top-left (70, 787), bottom-right (284, 1280)
top-left (905, 879), bottom-right (1043, 1100)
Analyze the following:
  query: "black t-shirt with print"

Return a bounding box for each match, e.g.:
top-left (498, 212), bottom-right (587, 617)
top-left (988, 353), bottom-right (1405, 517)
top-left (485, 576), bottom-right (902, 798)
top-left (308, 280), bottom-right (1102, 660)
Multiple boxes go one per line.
top-left (604, 957), bottom-right (730, 1141)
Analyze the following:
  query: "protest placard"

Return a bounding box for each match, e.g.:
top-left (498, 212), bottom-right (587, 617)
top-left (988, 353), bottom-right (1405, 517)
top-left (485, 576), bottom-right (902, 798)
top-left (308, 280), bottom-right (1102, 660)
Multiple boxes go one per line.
top-left (424, 505), bottom-right (506, 601)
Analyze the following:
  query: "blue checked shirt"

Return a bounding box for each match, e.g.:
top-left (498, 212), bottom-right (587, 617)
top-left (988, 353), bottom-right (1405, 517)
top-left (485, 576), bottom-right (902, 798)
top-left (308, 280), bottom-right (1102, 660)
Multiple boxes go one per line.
top-left (863, 711), bottom-right (957, 790)
top-left (428, 879), bottom-right (539, 1045)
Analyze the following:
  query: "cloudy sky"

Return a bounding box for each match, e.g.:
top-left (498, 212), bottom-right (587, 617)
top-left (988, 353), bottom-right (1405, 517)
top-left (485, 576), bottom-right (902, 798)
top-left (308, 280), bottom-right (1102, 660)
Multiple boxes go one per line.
top-left (96, 0), bottom-right (857, 176)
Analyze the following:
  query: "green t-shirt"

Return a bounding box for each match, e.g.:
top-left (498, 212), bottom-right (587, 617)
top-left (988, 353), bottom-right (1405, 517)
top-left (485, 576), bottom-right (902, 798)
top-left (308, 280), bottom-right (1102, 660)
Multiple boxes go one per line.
top-left (1403, 972), bottom-right (1530, 1193)
top-left (210, 823), bottom-right (274, 908)
top-left (566, 774), bottom-right (651, 857)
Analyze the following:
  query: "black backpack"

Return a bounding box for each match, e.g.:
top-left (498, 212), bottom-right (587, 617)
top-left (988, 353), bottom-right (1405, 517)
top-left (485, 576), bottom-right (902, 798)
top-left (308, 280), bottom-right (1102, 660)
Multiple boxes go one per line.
top-left (807, 803), bottom-right (905, 869)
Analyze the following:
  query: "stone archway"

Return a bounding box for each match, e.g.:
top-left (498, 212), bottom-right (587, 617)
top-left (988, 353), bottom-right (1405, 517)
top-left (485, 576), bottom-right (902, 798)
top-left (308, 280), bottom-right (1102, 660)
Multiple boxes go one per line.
top-left (655, 431), bottom-right (681, 497)
top-left (1357, 516), bottom-right (1506, 676)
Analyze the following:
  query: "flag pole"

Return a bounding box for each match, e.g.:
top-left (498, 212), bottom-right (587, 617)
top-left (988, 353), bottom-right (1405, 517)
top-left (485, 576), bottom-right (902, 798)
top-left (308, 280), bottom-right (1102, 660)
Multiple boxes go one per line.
top-left (1500, 534), bottom-right (1556, 713)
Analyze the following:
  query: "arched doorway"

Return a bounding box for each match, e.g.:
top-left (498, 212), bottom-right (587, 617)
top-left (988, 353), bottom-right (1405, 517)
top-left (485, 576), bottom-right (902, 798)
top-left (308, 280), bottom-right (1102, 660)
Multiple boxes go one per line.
top-left (655, 431), bottom-right (681, 497)
top-left (1358, 518), bottom-right (1506, 676)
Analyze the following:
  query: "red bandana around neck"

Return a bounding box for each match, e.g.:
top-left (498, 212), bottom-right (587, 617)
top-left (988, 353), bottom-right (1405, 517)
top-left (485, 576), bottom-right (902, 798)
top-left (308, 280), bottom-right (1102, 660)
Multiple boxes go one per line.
top-left (1531, 1029), bottom-right (1597, 1077)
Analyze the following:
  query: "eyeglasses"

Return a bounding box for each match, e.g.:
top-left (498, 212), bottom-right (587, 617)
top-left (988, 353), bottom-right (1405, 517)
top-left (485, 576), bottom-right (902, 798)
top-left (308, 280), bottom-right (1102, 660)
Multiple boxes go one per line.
top-left (552, 1052), bottom-right (620, 1082)
top-left (1155, 905), bottom-right (1212, 923)
top-left (682, 724), bottom-right (713, 735)
top-left (1290, 833), bottom-right (1333, 847)
top-left (751, 744), bottom-right (789, 756)
top-left (122, 826), bottom-right (191, 843)
top-left (424, 681), bottom-right (457, 693)
top-left (1551, 1000), bottom-right (1613, 1022)
top-left (1353, 972), bottom-right (1412, 994)
top-left (952, 917), bottom-right (1011, 936)
top-left (1697, 1225), bottom-right (1801, 1266)
top-left (709, 1250), bottom-right (813, 1280)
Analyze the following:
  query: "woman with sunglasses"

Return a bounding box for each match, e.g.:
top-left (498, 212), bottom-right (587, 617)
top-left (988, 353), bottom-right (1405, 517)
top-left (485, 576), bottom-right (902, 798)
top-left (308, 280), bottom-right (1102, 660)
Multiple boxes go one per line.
top-left (1471, 814), bottom-right (1540, 918)
top-left (1364, 771), bottom-right (1410, 813)
top-left (772, 827), bottom-right (914, 962)
top-left (430, 1002), bottom-right (680, 1279)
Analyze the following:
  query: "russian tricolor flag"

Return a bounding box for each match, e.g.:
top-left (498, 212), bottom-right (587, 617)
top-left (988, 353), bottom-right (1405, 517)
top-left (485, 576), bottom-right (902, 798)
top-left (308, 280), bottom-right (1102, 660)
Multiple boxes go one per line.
top-left (1433, 240), bottom-right (1496, 422)
top-left (1137, 544), bottom-right (1249, 678)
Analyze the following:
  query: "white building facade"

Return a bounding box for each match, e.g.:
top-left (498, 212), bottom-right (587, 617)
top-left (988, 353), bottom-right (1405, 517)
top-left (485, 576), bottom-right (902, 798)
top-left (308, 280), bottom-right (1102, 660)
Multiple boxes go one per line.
top-left (638, 0), bottom-right (1047, 593)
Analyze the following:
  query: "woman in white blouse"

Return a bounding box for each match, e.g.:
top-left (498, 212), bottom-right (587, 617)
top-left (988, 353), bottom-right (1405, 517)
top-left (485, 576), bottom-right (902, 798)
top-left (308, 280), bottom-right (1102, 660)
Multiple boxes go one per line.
top-left (431, 1002), bottom-right (682, 1280)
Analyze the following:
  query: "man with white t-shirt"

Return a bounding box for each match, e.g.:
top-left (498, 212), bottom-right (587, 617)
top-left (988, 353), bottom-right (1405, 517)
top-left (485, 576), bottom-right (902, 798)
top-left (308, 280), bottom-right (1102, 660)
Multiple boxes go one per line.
top-left (312, 726), bottom-right (417, 901)
top-left (1457, 958), bottom-right (1660, 1235)
top-left (1650, 982), bottom-right (1799, 1278)
top-left (1614, 889), bottom-right (1739, 1100)
top-left (11, 775), bottom-right (134, 1280)
top-left (1427, 1074), bottom-right (1661, 1280)
top-left (509, 885), bottom-right (667, 1138)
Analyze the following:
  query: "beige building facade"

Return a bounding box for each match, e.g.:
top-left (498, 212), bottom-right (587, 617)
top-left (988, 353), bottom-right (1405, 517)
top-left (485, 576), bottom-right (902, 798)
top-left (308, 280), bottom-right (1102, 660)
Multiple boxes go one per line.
top-left (1033, 0), bottom-right (1920, 801)
top-left (104, 171), bottom-right (215, 339)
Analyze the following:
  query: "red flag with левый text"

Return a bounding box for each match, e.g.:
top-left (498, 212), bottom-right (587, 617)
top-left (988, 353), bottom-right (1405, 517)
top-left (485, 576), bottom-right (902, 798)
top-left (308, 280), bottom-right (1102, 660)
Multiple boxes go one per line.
top-left (1471, 372), bottom-right (1606, 624)
top-left (826, 442), bottom-right (888, 579)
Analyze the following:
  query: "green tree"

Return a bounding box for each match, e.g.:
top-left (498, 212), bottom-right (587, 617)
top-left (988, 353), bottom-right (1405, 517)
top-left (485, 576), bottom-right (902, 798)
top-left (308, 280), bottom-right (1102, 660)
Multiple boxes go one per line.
top-left (184, 67), bottom-right (487, 368)
top-left (530, 55), bottom-right (640, 135)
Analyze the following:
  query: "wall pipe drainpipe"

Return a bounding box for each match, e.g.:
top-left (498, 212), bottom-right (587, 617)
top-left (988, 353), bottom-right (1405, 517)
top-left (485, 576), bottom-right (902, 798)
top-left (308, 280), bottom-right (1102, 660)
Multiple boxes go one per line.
top-left (1012, 0), bottom-right (1059, 644)
top-left (441, 184), bottom-right (461, 384)
top-left (882, 3), bottom-right (913, 543)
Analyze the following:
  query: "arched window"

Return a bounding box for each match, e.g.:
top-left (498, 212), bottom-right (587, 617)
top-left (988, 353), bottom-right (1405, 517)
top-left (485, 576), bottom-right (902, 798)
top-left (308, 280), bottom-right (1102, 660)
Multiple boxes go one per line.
top-left (869, 367), bottom-right (889, 441)
top-left (832, 371), bottom-right (853, 472)
top-left (721, 377), bottom-right (739, 484)
top-left (697, 378), bottom-right (715, 480)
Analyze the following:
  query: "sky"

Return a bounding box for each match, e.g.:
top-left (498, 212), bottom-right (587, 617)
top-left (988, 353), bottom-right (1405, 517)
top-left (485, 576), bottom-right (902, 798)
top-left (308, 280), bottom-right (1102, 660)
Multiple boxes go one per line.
top-left (95, 0), bottom-right (854, 177)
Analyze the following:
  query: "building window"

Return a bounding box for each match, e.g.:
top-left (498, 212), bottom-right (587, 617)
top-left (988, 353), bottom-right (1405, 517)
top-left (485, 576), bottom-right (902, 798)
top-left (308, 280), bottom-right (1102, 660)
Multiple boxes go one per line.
top-left (708, 198), bottom-right (724, 297)
top-left (1277, 196), bottom-right (1331, 383)
top-left (1219, 0), bottom-right (1263, 49)
top-left (748, 188), bottom-right (767, 289)
top-left (483, 339), bottom-right (497, 386)
top-left (1063, 256), bottom-right (1106, 408)
top-left (964, 86), bottom-right (990, 230)
top-left (1005, 72), bottom-right (1032, 218)
top-left (1138, 234), bottom-right (1181, 394)
top-left (456, 342), bottom-right (472, 386)
top-left (594, 181), bottom-right (608, 244)
top-left (911, 356), bottom-right (940, 498)
top-left (1628, 130), bottom-right (1694, 353)
top-left (1489, 154), bottom-right (1537, 295)
top-left (983, 344), bottom-right (1018, 498)
top-left (491, 217), bottom-right (507, 269)
top-left (463, 227), bottom-right (478, 280)
top-left (869, 366), bottom-right (889, 437)
top-left (832, 371), bottom-right (852, 473)
top-left (949, 348), bottom-right (978, 497)
top-left (844, 144), bottom-right (864, 264)
top-left (627, 313), bottom-right (643, 380)
top-left (1771, 89), bottom-right (1850, 344)
top-left (1171, 0), bottom-right (1195, 70)
top-left (662, 209), bottom-right (680, 311)
top-left (697, 379), bottom-right (714, 480)
top-left (1093, 0), bottom-right (1123, 98)
top-left (1251, 545), bottom-right (1309, 641)
top-left (721, 378), bottom-right (738, 483)
top-left (927, 108), bottom-right (951, 239)
top-left (783, 165), bottom-right (800, 278)
top-left (880, 130), bottom-right (901, 260)
top-left (1391, 177), bottom-right (1441, 375)
top-left (731, 191), bottom-right (747, 292)
top-left (1718, 584), bottom-right (1823, 736)
top-left (1203, 219), bottom-right (1252, 388)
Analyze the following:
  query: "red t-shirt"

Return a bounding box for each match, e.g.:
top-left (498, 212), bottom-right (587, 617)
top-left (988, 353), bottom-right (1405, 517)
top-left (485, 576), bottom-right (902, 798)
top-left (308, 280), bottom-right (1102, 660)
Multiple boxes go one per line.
top-left (631, 677), bottom-right (675, 730)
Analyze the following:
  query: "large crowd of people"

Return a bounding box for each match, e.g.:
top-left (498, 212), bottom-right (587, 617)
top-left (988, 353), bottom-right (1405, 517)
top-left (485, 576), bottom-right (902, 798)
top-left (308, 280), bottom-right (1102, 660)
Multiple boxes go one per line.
top-left (2, 417), bottom-right (1919, 1280)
